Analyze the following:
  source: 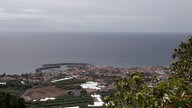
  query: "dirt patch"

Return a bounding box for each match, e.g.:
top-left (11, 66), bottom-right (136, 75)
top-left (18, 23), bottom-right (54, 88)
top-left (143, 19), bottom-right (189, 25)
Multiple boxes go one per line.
top-left (22, 86), bottom-right (67, 101)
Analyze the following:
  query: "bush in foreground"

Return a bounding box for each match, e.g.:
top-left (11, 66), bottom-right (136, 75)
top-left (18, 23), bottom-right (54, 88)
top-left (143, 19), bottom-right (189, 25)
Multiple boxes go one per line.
top-left (104, 37), bottom-right (192, 108)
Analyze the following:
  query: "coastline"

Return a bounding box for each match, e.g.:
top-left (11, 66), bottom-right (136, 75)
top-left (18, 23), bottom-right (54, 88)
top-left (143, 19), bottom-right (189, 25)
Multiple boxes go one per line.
top-left (0, 63), bottom-right (171, 107)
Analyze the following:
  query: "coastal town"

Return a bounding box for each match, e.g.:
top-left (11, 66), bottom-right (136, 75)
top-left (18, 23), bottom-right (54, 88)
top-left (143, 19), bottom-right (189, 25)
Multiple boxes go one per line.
top-left (0, 63), bottom-right (171, 108)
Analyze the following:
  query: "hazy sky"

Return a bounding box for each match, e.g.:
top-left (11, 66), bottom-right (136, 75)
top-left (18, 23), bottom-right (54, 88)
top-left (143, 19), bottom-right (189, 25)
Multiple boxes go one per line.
top-left (0, 0), bottom-right (192, 33)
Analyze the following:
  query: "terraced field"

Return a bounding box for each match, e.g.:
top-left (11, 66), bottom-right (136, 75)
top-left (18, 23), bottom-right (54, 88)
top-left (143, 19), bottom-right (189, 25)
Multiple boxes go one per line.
top-left (27, 94), bottom-right (94, 108)
top-left (23, 78), bottom-right (106, 107)
top-left (54, 78), bottom-right (86, 90)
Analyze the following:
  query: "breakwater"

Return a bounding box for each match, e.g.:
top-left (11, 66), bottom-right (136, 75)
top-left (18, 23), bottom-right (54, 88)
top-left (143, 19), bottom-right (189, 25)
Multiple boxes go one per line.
top-left (36, 63), bottom-right (90, 72)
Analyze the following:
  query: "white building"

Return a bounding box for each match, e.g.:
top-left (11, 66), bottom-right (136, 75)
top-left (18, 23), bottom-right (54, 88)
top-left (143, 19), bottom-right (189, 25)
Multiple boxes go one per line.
top-left (40, 97), bottom-right (55, 102)
top-left (80, 81), bottom-right (101, 90)
top-left (88, 94), bottom-right (104, 107)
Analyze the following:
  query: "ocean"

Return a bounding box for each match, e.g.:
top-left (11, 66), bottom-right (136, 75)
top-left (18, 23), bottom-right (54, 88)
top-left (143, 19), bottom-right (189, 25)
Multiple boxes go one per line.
top-left (0, 32), bottom-right (189, 74)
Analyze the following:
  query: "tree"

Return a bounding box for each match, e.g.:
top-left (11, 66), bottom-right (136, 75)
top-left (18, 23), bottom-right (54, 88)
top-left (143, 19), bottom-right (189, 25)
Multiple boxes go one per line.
top-left (104, 72), bottom-right (173, 108)
top-left (104, 72), bottom-right (146, 107)
top-left (104, 37), bottom-right (192, 108)
top-left (0, 92), bottom-right (26, 108)
top-left (172, 37), bottom-right (192, 82)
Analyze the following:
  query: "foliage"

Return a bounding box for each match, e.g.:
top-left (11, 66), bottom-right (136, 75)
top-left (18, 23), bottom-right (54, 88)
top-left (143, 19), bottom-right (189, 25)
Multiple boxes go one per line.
top-left (55, 78), bottom-right (85, 90)
top-left (0, 88), bottom-right (21, 96)
top-left (104, 37), bottom-right (192, 108)
top-left (0, 92), bottom-right (26, 108)
top-left (0, 80), bottom-right (33, 91)
top-left (172, 37), bottom-right (192, 81)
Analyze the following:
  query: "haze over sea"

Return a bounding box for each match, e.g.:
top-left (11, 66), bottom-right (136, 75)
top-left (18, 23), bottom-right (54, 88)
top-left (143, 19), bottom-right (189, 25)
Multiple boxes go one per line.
top-left (0, 32), bottom-right (188, 74)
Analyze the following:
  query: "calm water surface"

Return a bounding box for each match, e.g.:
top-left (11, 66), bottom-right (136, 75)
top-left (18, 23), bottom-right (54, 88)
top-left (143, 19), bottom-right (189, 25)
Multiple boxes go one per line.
top-left (0, 32), bottom-right (188, 74)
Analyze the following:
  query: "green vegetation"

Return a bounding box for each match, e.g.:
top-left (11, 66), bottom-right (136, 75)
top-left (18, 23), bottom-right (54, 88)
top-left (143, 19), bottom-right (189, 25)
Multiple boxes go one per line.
top-left (95, 90), bottom-right (115, 100)
top-left (0, 92), bottom-right (26, 108)
top-left (0, 80), bottom-right (33, 90)
top-left (104, 37), bottom-right (192, 108)
top-left (172, 37), bottom-right (192, 82)
top-left (0, 80), bottom-right (32, 90)
top-left (27, 94), bottom-right (93, 108)
top-left (55, 78), bottom-right (85, 90)
top-left (0, 80), bottom-right (34, 97)
top-left (0, 88), bottom-right (21, 96)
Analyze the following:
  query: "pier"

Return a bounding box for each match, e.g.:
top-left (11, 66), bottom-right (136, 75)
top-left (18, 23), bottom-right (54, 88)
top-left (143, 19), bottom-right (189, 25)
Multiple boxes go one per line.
top-left (36, 63), bottom-right (90, 72)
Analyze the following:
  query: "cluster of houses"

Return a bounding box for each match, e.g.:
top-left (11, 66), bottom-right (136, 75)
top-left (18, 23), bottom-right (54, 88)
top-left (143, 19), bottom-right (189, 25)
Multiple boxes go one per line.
top-left (0, 64), bottom-right (171, 107)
